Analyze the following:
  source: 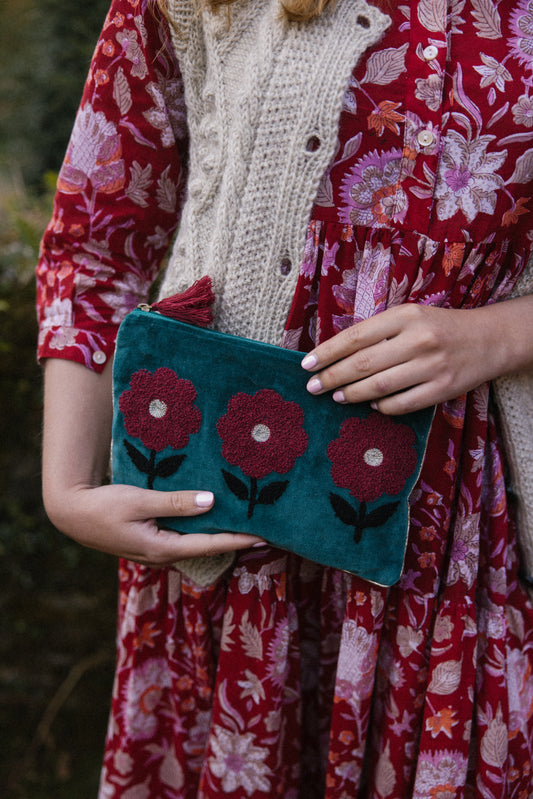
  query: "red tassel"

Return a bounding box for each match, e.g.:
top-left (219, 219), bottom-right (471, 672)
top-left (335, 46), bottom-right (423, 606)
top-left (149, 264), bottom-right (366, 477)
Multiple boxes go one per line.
top-left (150, 276), bottom-right (215, 327)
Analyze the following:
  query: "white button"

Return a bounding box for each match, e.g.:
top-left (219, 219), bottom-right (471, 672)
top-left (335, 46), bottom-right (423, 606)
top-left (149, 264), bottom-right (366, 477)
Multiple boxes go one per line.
top-left (92, 350), bottom-right (107, 365)
top-left (423, 45), bottom-right (439, 61)
top-left (417, 129), bottom-right (435, 147)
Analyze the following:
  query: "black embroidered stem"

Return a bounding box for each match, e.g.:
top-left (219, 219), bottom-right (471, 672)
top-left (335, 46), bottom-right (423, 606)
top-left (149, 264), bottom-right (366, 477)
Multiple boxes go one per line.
top-left (147, 450), bottom-right (156, 490)
top-left (354, 501), bottom-right (366, 544)
top-left (247, 477), bottom-right (258, 519)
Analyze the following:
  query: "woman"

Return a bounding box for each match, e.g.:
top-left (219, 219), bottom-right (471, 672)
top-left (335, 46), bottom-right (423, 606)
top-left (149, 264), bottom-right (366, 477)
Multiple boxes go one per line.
top-left (38, 0), bottom-right (533, 795)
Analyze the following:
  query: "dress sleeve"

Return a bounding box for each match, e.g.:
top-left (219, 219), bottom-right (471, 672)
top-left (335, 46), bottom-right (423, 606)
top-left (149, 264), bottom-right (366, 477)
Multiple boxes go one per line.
top-left (36, 0), bottom-right (189, 372)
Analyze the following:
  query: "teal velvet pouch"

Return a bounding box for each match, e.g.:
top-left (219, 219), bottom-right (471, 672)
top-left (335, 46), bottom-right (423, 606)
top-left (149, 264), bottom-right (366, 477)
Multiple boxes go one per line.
top-left (112, 301), bottom-right (434, 587)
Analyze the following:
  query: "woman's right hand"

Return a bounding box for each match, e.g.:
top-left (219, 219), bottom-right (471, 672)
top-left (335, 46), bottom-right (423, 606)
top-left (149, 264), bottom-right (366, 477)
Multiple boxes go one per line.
top-left (42, 357), bottom-right (262, 566)
top-left (45, 483), bottom-right (261, 567)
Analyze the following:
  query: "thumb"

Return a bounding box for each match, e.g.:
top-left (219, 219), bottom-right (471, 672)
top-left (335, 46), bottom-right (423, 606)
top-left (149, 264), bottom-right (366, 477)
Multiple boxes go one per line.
top-left (132, 488), bottom-right (215, 518)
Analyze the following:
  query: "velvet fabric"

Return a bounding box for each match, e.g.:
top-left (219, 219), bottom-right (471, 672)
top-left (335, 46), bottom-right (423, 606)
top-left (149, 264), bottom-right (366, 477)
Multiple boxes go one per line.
top-left (112, 309), bottom-right (433, 586)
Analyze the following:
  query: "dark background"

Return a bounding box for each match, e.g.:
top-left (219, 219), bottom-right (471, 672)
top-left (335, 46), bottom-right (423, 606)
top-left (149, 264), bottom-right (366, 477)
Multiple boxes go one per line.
top-left (0, 1), bottom-right (121, 796)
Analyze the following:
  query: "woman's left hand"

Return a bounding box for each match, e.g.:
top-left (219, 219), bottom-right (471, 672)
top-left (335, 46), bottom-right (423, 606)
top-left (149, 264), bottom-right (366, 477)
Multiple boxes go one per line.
top-left (301, 300), bottom-right (533, 415)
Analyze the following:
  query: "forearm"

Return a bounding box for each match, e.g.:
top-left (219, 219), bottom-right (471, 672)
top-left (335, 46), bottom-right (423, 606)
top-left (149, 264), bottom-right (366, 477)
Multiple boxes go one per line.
top-left (42, 358), bottom-right (114, 516)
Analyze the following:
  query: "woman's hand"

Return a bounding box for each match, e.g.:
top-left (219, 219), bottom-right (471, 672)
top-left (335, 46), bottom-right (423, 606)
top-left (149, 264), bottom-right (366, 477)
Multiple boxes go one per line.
top-left (46, 482), bottom-right (260, 567)
top-left (301, 299), bottom-right (533, 415)
top-left (42, 358), bottom-right (261, 566)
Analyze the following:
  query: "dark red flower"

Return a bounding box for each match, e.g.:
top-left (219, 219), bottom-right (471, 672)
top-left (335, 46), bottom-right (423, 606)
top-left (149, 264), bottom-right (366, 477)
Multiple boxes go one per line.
top-left (327, 412), bottom-right (417, 503)
top-left (216, 389), bottom-right (308, 479)
top-left (119, 367), bottom-right (201, 452)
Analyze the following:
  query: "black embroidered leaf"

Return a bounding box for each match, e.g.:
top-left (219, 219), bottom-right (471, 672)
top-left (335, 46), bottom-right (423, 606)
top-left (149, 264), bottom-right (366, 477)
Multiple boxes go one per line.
top-left (155, 453), bottom-right (186, 478)
top-left (222, 469), bottom-right (249, 500)
top-left (329, 492), bottom-right (358, 527)
top-left (364, 501), bottom-right (400, 528)
top-left (257, 480), bottom-right (289, 506)
top-left (123, 439), bottom-right (151, 474)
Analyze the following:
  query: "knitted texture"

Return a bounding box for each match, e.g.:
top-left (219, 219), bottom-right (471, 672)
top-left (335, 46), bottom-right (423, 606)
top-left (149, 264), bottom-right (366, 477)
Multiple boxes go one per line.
top-left (159, 0), bottom-right (390, 344)
top-left (493, 255), bottom-right (533, 582)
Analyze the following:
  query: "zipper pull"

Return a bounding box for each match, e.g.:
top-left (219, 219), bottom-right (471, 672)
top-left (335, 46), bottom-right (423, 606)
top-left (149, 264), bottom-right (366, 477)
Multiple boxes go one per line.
top-left (138, 276), bottom-right (215, 327)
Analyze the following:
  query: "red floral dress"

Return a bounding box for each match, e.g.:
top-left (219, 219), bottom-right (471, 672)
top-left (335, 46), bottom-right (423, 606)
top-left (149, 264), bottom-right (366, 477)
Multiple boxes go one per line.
top-left (37, 1), bottom-right (533, 797)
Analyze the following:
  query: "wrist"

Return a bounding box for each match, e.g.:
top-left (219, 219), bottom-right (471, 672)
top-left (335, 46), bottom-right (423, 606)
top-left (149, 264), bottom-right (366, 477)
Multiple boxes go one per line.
top-left (477, 297), bottom-right (533, 379)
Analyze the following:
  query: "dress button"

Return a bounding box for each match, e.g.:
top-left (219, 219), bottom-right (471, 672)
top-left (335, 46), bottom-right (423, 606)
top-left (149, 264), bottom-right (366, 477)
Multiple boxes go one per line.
top-left (422, 44), bottom-right (439, 61)
top-left (280, 257), bottom-right (292, 276)
top-left (417, 129), bottom-right (435, 147)
top-left (92, 350), bottom-right (107, 365)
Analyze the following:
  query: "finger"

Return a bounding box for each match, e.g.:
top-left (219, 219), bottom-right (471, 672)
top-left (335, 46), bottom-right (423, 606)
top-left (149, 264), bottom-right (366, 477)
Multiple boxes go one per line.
top-left (305, 337), bottom-right (409, 396)
top-left (301, 310), bottom-right (402, 371)
top-left (125, 487), bottom-right (216, 519)
top-left (331, 359), bottom-right (434, 406)
top-left (371, 383), bottom-right (439, 415)
top-left (148, 529), bottom-right (264, 563)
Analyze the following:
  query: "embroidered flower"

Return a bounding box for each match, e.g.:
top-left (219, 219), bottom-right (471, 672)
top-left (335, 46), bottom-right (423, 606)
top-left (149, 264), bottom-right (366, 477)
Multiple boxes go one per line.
top-left (217, 389), bottom-right (308, 518)
top-left (434, 130), bottom-right (506, 222)
top-left (328, 413), bottom-right (417, 503)
top-left (57, 103), bottom-right (125, 195)
top-left (339, 148), bottom-right (408, 227)
top-left (119, 367), bottom-right (201, 489)
top-left (217, 389), bottom-right (307, 480)
top-left (327, 412), bottom-right (418, 543)
top-left (120, 367), bottom-right (201, 452)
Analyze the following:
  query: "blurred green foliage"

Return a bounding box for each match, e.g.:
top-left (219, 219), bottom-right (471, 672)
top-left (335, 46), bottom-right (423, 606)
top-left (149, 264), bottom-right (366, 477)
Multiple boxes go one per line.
top-left (0, 0), bottom-right (119, 796)
top-left (0, 0), bottom-right (110, 187)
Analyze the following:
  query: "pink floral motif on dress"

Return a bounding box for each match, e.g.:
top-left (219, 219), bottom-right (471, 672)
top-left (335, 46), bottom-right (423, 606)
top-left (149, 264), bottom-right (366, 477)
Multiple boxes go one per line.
top-left (216, 388), bottom-right (308, 518)
top-left (327, 412), bottom-right (417, 542)
top-left (57, 103), bottom-right (126, 195)
top-left (119, 367), bottom-right (201, 489)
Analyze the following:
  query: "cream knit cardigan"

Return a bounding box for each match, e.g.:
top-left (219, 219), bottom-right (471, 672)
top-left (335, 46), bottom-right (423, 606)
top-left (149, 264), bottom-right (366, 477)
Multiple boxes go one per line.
top-left (159, 0), bottom-right (390, 344)
top-left (159, 0), bottom-right (533, 585)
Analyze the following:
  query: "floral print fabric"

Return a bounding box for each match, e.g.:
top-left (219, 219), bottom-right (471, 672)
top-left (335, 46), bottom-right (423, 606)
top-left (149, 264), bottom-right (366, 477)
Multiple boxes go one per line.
top-left (36, 0), bottom-right (533, 797)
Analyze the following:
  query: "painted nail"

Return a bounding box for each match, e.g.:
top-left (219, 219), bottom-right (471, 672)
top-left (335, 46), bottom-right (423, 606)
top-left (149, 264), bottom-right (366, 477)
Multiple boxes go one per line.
top-left (301, 353), bottom-right (318, 370)
top-left (333, 390), bottom-right (346, 403)
top-left (307, 376), bottom-right (322, 394)
top-left (195, 491), bottom-right (214, 508)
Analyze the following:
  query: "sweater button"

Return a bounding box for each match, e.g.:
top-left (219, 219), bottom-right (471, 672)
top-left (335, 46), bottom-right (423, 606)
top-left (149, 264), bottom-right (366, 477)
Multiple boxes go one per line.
top-left (280, 257), bottom-right (292, 276)
top-left (305, 135), bottom-right (321, 152)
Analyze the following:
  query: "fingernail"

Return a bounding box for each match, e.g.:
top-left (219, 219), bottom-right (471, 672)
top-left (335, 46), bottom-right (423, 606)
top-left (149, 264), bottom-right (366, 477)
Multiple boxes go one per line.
top-left (333, 390), bottom-right (345, 403)
top-left (301, 353), bottom-right (318, 370)
top-left (195, 491), bottom-right (214, 508)
top-left (370, 402), bottom-right (378, 410)
top-left (307, 376), bottom-right (322, 394)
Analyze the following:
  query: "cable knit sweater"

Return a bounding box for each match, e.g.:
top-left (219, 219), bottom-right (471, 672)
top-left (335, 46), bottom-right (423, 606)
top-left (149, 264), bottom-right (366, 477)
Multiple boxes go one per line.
top-left (159, 0), bottom-right (390, 343)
